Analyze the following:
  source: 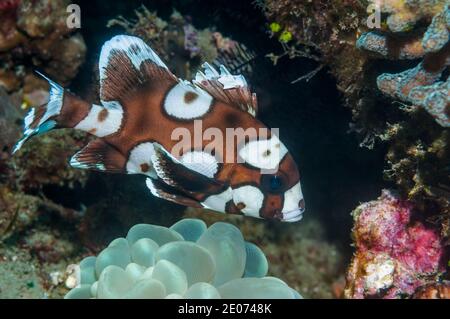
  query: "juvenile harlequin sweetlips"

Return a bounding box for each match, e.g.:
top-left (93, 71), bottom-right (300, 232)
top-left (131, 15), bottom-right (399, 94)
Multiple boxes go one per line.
top-left (13, 35), bottom-right (305, 222)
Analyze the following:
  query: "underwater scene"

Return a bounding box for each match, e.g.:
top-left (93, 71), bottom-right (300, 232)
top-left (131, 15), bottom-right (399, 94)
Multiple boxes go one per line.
top-left (0, 0), bottom-right (449, 300)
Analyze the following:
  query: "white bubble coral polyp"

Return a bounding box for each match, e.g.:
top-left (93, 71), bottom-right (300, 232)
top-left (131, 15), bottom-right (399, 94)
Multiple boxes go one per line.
top-left (65, 219), bottom-right (301, 299)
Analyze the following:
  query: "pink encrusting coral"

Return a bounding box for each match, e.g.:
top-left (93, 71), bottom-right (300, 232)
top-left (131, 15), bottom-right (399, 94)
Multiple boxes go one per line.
top-left (345, 190), bottom-right (445, 299)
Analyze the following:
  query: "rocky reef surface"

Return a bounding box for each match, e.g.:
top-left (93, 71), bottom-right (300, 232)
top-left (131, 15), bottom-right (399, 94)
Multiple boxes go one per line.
top-left (0, 0), bottom-right (86, 93)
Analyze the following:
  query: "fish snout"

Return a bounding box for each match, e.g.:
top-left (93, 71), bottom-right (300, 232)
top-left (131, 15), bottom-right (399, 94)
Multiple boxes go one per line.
top-left (279, 182), bottom-right (305, 222)
top-left (272, 197), bottom-right (305, 222)
top-left (280, 206), bottom-right (304, 222)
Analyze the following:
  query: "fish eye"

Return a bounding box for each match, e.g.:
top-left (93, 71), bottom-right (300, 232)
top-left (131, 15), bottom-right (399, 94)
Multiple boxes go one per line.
top-left (270, 176), bottom-right (282, 191)
top-left (260, 174), bottom-right (286, 194)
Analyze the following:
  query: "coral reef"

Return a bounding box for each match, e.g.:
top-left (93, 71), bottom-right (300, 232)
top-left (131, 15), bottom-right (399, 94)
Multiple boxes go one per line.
top-left (0, 87), bottom-right (21, 152)
top-left (258, 0), bottom-right (450, 297)
top-left (355, 1), bottom-right (450, 236)
top-left (10, 129), bottom-right (90, 189)
top-left (1, 5), bottom-right (252, 282)
top-left (65, 219), bottom-right (301, 299)
top-left (260, 0), bottom-right (450, 238)
top-left (23, 228), bottom-right (78, 263)
top-left (107, 6), bottom-right (254, 79)
top-left (0, 187), bottom-right (51, 240)
top-left (345, 190), bottom-right (446, 299)
top-left (0, 0), bottom-right (86, 94)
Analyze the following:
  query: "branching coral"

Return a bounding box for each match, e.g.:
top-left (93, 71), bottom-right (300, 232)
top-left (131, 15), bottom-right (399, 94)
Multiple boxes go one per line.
top-left (65, 219), bottom-right (302, 299)
top-left (345, 190), bottom-right (446, 299)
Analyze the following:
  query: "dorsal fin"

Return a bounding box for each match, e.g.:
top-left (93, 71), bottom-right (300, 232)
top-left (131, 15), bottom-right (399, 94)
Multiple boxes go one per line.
top-left (193, 63), bottom-right (258, 117)
top-left (98, 35), bottom-right (177, 105)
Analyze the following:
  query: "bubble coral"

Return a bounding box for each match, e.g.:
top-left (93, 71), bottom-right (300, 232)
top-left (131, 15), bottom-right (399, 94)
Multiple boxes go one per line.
top-left (345, 190), bottom-right (446, 299)
top-left (65, 219), bottom-right (301, 299)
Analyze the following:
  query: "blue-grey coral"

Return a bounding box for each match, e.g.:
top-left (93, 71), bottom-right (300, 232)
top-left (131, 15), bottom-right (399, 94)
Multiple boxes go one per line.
top-left (65, 219), bottom-right (301, 299)
top-left (357, 2), bottom-right (449, 127)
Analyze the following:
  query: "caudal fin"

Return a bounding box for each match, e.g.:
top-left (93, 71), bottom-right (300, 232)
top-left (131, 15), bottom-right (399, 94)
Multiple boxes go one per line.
top-left (13, 71), bottom-right (64, 154)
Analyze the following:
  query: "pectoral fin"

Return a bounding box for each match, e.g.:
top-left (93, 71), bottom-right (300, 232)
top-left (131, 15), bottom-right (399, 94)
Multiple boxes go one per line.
top-left (70, 139), bottom-right (126, 173)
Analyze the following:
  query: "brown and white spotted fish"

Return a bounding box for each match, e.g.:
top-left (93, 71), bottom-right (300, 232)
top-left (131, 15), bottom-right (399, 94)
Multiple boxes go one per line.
top-left (13, 35), bottom-right (305, 222)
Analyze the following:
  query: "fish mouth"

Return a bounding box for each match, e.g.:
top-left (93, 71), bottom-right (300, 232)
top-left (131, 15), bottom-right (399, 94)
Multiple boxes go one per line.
top-left (281, 208), bottom-right (304, 222)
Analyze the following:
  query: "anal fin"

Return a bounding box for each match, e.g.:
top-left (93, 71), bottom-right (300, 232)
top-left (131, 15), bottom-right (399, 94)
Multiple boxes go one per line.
top-left (70, 139), bottom-right (126, 173)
